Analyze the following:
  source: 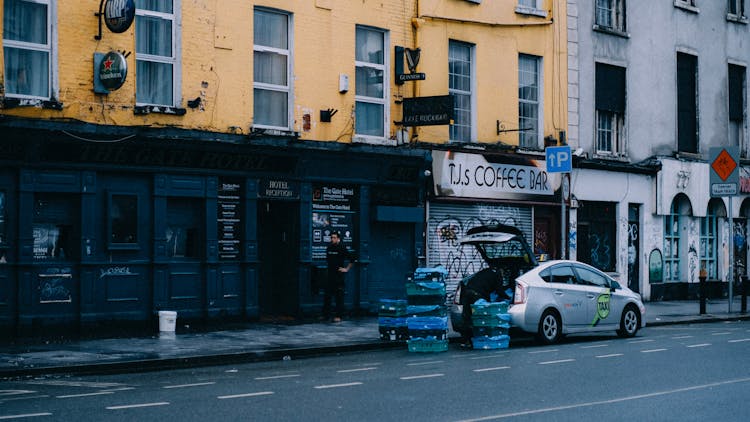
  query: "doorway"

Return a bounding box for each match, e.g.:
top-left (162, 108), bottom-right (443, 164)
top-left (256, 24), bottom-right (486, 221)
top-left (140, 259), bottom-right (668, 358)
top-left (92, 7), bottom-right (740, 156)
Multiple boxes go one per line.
top-left (258, 200), bottom-right (299, 318)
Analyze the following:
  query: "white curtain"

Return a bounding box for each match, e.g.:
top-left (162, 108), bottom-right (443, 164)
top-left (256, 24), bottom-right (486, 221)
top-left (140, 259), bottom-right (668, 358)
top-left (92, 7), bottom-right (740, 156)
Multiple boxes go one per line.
top-left (3, 0), bottom-right (49, 98)
top-left (136, 1), bottom-right (173, 105)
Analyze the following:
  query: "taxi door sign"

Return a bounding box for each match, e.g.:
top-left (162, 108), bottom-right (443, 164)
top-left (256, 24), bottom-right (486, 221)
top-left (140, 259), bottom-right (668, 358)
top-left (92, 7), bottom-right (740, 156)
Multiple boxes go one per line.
top-left (709, 146), bottom-right (740, 197)
top-left (591, 292), bottom-right (610, 327)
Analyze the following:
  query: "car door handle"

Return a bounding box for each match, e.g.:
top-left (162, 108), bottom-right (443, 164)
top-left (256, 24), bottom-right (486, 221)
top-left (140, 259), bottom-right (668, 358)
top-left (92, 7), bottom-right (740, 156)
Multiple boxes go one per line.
top-left (587, 294), bottom-right (596, 299)
top-left (554, 290), bottom-right (564, 295)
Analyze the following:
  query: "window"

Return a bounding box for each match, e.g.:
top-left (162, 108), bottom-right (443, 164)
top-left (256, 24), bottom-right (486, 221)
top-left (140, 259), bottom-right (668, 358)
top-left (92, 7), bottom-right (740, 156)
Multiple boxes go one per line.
top-left (729, 0), bottom-right (746, 17)
top-left (700, 208), bottom-right (718, 279)
top-left (33, 194), bottom-right (78, 261)
top-left (355, 26), bottom-right (387, 139)
top-left (573, 265), bottom-right (610, 288)
top-left (516, 0), bottom-right (547, 17)
top-left (3, 0), bottom-right (52, 99)
top-left (449, 40), bottom-right (473, 142)
top-left (541, 265), bottom-right (576, 284)
top-left (166, 198), bottom-right (202, 258)
top-left (109, 194), bottom-right (138, 247)
top-left (578, 202), bottom-right (616, 272)
top-left (519, 54), bottom-right (541, 148)
top-left (664, 201), bottom-right (680, 281)
top-left (595, 0), bottom-right (626, 32)
top-left (677, 53), bottom-right (698, 154)
top-left (595, 63), bottom-right (626, 155)
top-left (136, 0), bottom-right (178, 106)
top-left (729, 64), bottom-right (746, 156)
top-left (254, 8), bottom-right (292, 130)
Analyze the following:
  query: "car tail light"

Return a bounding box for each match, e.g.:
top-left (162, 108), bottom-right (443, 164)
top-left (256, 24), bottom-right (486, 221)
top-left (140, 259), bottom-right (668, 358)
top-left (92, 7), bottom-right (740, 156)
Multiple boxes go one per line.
top-left (514, 281), bottom-right (527, 304)
top-left (453, 284), bottom-right (462, 305)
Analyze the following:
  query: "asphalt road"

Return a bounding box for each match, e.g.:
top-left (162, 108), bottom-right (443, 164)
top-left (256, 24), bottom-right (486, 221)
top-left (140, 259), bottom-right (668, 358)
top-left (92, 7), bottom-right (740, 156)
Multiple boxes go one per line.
top-left (2, 321), bottom-right (750, 421)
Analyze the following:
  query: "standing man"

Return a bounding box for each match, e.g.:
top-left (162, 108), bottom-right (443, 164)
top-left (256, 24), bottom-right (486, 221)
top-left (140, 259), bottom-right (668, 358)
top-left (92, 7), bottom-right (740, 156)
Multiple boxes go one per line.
top-left (323, 231), bottom-right (354, 322)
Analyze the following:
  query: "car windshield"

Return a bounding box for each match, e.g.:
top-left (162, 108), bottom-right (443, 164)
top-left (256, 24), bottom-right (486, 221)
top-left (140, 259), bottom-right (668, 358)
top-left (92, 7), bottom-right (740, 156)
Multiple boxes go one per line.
top-left (476, 238), bottom-right (530, 261)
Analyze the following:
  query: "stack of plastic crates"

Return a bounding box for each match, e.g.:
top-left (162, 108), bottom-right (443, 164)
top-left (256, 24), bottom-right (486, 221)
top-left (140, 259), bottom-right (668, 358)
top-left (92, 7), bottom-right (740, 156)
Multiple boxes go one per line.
top-left (471, 299), bottom-right (511, 350)
top-left (405, 267), bottom-right (448, 352)
top-left (378, 299), bottom-right (408, 341)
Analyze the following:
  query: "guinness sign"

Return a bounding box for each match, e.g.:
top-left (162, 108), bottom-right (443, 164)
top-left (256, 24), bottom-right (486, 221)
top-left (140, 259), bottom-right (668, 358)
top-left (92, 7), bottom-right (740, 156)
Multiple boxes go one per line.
top-left (104, 0), bottom-right (136, 34)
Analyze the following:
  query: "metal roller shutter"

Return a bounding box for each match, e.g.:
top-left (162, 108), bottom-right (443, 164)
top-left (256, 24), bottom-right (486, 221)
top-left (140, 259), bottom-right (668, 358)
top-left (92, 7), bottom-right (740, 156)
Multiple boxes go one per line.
top-left (426, 201), bottom-right (532, 301)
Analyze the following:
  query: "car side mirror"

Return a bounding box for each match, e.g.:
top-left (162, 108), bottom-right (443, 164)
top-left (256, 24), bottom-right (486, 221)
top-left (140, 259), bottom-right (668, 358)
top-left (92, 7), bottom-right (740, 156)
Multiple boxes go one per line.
top-left (610, 280), bottom-right (621, 291)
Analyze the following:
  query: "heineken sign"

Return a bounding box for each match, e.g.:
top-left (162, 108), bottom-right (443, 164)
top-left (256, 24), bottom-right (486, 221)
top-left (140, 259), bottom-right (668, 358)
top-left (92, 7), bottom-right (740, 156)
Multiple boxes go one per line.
top-left (99, 51), bottom-right (128, 90)
top-left (401, 95), bottom-right (454, 126)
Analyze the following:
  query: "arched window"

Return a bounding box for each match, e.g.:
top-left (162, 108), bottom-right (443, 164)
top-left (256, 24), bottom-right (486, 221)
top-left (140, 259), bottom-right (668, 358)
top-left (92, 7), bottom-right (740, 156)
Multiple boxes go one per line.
top-left (664, 200), bottom-right (681, 281)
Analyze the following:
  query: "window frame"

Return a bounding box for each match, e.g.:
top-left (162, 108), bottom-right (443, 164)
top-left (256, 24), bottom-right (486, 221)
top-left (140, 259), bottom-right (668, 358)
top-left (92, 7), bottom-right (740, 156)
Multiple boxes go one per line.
top-left (516, 0), bottom-right (547, 17)
top-left (518, 53), bottom-right (542, 149)
top-left (595, 109), bottom-right (624, 156)
top-left (2, 0), bottom-right (57, 102)
top-left (728, 0), bottom-right (747, 21)
top-left (135, 0), bottom-right (181, 108)
top-left (449, 39), bottom-right (475, 143)
top-left (728, 63), bottom-right (747, 157)
top-left (594, 0), bottom-right (627, 34)
top-left (0, 190), bottom-right (5, 245)
top-left (664, 201), bottom-right (681, 282)
top-left (107, 192), bottom-right (140, 251)
top-left (354, 25), bottom-right (389, 142)
top-left (677, 52), bottom-right (699, 154)
top-left (253, 7), bottom-right (293, 131)
top-left (700, 209), bottom-right (718, 279)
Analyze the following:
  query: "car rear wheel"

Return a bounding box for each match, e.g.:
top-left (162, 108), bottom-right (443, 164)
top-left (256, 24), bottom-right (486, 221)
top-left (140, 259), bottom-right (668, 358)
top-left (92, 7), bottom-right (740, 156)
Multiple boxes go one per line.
top-left (617, 305), bottom-right (640, 338)
top-left (537, 309), bottom-right (562, 344)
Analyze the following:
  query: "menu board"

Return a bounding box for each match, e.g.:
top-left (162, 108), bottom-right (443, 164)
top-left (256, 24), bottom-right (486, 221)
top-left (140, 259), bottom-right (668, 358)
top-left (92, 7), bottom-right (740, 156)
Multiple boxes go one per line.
top-left (218, 180), bottom-right (241, 260)
top-left (311, 184), bottom-right (357, 260)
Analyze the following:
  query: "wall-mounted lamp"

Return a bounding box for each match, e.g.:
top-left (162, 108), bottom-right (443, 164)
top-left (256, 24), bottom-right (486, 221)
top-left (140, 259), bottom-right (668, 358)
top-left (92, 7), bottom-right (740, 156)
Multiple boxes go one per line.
top-left (320, 108), bottom-right (338, 122)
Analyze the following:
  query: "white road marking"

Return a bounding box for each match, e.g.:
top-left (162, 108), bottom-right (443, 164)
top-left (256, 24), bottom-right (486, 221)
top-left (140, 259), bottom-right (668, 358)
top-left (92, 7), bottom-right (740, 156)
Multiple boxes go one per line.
top-left (57, 391), bottom-right (114, 399)
top-left (0, 391), bottom-right (35, 397)
top-left (162, 382), bottom-right (216, 389)
top-left (538, 359), bottom-right (575, 365)
top-left (337, 367), bottom-right (377, 373)
top-left (313, 382), bottom-right (363, 389)
top-left (595, 353), bottom-right (623, 358)
top-left (0, 413), bottom-right (52, 420)
top-left (455, 377), bottom-right (750, 421)
top-left (24, 380), bottom-right (122, 388)
top-left (473, 366), bottom-right (510, 373)
top-left (101, 387), bottom-right (135, 392)
top-left (407, 360), bottom-right (444, 366)
top-left (641, 348), bottom-right (667, 353)
top-left (0, 395), bottom-right (49, 402)
top-left (628, 339), bottom-right (655, 344)
top-left (218, 391), bottom-right (274, 399)
top-left (469, 352), bottom-right (509, 360)
top-left (581, 344), bottom-right (609, 349)
top-left (687, 344), bottom-right (711, 348)
top-left (671, 335), bottom-right (693, 339)
top-left (106, 402), bottom-right (169, 410)
top-left (400, 374), bottom-right (444, 380)
top-left (254, 374), bottom-right (300, 380)
top-left (712, 332), bottom-right (732, 336)
top-left (729, 338), bottom-right (750, 343)
top-left (529, 349), bottom-right (559, 354)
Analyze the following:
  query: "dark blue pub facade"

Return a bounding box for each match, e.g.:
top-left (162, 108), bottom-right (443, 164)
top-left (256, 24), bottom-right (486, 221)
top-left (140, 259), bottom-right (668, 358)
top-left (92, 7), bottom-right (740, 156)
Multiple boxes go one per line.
top-left (0, 118), bottom-right (429, 336)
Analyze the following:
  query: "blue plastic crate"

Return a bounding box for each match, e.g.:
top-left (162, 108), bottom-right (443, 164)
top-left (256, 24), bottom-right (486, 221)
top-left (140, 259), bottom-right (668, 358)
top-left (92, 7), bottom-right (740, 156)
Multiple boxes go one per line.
top-left (471, 334), bottom-right (510, 350)
top-left (407, 316), bottom-right (448, 331)
top-left (406, 304), bottom-right (447, 317)
top-left (405, 281), bottom-right (446, 296)
top-left (471, 313), bottom-right (511, 327)
top-left (378, 316), bottom-right (407, 327)
top-left (379, 326), bottom-right (409, 341)
top-left (407, 338), bottom-right (448, 353)
top-left (473, 325), bottom-right (509, 337)
top-left (408, 328), bottom-right (448, 341)
top-left (471, 300), bottom-right (509, 315)
top-left (378, 299), bottom-right (408, 317)
top-left (407, 294), bottom-right (446, 306)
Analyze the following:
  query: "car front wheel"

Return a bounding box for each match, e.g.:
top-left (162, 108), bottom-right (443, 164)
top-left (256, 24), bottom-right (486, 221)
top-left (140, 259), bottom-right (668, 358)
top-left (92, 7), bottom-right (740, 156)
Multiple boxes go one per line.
top-left (617, 305), bottom-right (640, 338)
top-left (537, 309), bottom-right (562, 344)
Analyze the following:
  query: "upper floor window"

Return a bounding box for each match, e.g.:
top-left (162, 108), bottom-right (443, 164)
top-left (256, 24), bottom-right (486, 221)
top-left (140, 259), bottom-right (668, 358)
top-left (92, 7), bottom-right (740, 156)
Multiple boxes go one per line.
top-left (729, 0), bottom-right (746, 18)
top-left (3, 0), bottom-right (52, 100)
top-left (677, 52), bottom-right (698, 154)
top-left (254, 8), bottom-right (292, 130)
top-left (519, 54), bottom-right (541, 149)
top-left (729, 63), bottom-right (746, 157)
top-left (595, 0), bottom-right (626, 33)
top-left (136, 0), bottom-right (178, 107)
top-left (449, 40), bottom-right (474, 142)
top-left (516, 0), bottom-right (546, 17)
top-left (595, 63), bottom-right (626, 156)
top-left (355, 26), bottom-right (388, 139)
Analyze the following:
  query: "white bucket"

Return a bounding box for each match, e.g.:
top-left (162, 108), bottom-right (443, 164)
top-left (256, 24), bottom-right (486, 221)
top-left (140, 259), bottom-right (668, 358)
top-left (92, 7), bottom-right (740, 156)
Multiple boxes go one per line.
top-left (158, 310), bottom-right (177, 332)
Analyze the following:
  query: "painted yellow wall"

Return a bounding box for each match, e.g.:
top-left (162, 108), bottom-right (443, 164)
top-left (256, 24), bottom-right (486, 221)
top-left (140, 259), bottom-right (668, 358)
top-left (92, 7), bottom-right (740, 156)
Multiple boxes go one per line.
top-left (0, 0), bottom-right (565, 145)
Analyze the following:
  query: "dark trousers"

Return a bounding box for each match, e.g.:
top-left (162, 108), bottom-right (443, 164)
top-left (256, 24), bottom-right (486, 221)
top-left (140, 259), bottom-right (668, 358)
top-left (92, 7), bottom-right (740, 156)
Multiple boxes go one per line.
top-left (461, 288), bottom-right (484, 340)
top-left (322, 273), bottom-right (345, 318)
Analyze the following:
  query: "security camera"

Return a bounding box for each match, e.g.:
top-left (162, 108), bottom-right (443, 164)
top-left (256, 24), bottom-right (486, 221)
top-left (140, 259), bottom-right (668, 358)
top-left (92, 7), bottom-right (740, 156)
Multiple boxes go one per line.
top-left (573, 148), bottom-right (584, 157)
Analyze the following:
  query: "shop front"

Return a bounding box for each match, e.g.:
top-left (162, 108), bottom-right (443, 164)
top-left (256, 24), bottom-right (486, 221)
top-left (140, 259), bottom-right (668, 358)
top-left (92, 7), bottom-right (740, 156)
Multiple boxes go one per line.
top-left (425, 150), bottom-right (564, 295)
top-left (0, 122), bottom-right (429, 335)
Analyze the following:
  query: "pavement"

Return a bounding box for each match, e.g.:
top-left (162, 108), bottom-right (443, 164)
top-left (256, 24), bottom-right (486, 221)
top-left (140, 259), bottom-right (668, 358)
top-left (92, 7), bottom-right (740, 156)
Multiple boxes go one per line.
top-left (2, 297), bottom-right (750, 379)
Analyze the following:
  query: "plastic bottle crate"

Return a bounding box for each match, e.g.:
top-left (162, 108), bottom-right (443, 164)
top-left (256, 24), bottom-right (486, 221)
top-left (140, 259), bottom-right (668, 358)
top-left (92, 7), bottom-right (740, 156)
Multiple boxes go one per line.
top-left (406, 316), bottom-right (448, 331)
top-left (378, 299), bottom-right (408, 317)
top-left (379, 326), bottom-right (409, 341)
top-left (407, 338), bottom-right (448, 353)
top-left (410, 268), bottom-right (448, 284)
top-left (378, 316), bottom-right (407, 327)
top-left (473, 325), bottom-right (509, 337)
top-left (471, 301), bottom-right (509, 315)
top-left (406, 304), bottom-right (447, 317)
top-left (471, 335), bottom-right (510, 350)
top-left (407, 328), bottom-right (448, 341)
top-left (405, 281), bottom-right (446, 296)
top-left (471, 313), bottom-right (511, 327)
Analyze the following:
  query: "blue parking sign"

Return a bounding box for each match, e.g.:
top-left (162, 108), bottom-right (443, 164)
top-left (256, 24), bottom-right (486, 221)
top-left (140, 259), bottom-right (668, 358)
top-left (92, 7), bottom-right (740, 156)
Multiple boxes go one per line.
top-left (546, 146), bottom-right (572, 173)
